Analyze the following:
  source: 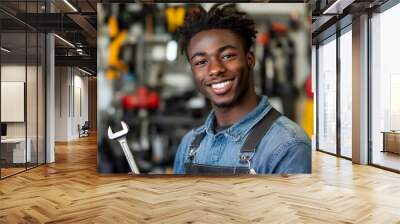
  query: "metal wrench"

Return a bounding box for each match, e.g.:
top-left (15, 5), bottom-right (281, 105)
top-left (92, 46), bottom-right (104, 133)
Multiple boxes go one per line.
top-left (108, 121), bottom-right (140, 174)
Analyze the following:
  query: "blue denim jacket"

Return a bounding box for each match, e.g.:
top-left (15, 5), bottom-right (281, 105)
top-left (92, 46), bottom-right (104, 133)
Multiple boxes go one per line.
top-left (173, 96), bottom-right (311, 174)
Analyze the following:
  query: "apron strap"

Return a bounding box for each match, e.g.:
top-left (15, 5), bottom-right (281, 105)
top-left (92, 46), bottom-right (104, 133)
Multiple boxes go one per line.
top-left (190, 132), bottom-right (206, 148)
top-left (240, 108), bottom-right (281, 153)
top-left (187, 132), bottom-right (206, 162)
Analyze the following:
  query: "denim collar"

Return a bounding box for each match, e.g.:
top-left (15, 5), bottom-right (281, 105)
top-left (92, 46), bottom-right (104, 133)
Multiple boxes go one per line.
top-left (193, 95), bottom-right (272, 142)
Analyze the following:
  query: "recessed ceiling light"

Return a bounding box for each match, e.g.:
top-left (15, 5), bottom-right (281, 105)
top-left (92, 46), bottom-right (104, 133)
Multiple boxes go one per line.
top-left (63, 0), bottom-right (78, 12)
top-left (1, 47), bottom-right (11, 53)
top-left (78, 67), bottom-right (93, 76)
top-left (54, 34), bottom-right (75, 48)
top-left (323, 0), bottom-right (354, 15)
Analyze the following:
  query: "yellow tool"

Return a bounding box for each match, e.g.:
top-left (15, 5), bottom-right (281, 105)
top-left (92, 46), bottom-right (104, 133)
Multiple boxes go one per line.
top-left (302, 98), bottom-right (314, 138)
top-left (166, 7), bottom-right (185, 33)
top-left (106, 16), bottom-right (128, 80)
top-left (108, 16), bottom-right (119, 38)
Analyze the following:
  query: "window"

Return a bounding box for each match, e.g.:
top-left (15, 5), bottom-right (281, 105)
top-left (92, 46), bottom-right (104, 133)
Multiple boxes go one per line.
top-left (339, 28), bottom-right (352, 158)
top-left (317, 36), bottom-right (337, 154)
top-left (371, 2), bottom-right (400, 171)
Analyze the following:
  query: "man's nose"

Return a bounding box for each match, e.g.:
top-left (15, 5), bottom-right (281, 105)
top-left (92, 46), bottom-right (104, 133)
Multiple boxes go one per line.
top-left (208, 58), bottom-right (226, 76)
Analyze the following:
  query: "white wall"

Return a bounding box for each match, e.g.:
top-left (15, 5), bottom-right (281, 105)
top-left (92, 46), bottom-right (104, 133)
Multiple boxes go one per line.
top-left (55, 67), bottom-right (69, 141)
top-left (1, 65), bottom-right (29, 137)
top-left (54, 67), bottom-right (89, 141)
top-left (74, 72), bottom-right (89, 136)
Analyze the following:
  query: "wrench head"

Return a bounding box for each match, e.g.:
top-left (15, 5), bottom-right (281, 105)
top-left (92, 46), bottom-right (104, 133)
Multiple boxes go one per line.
top-left (108, 121), bottom-right (129, 140)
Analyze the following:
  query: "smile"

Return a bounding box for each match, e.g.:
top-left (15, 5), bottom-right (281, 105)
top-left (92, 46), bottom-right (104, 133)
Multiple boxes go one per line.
top-left (211, 80), bottom-right (232, 89)
top-left (209, 79), bottom-right (234, 95)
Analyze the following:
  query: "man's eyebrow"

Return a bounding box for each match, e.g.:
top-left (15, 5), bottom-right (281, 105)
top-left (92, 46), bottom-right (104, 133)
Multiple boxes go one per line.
top-left (218, 45), bottom-right (237, 53)
top-left (190, 52), bottom-right (206, 61)
top-left (190, 45), bottom-right (238, 61)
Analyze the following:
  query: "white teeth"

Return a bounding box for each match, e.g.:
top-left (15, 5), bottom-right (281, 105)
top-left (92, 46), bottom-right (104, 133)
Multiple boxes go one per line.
top-left (211, 80), bottom-right (231, 89)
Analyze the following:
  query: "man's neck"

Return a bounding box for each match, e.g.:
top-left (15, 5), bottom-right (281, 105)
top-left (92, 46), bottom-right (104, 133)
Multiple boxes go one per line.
top-left (212, 92), bottom-right (259, 127)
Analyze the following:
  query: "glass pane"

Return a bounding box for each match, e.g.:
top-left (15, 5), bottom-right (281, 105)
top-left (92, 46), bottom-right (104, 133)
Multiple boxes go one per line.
top-left (317, 37), bottom-right (337, 154)
top-left (371, 4), bottom-right (400, 171)
top-left (0, 0), bottom-right (46, 178)
top-left (27, 31), bottom-right (38, 169)
top-left (38, 32), bottom-right (45, 165)
top-left (1, 30), bottom-right (27, 177)
top-left (26, 0), bottom-right (40, 170)
top-left (311, 45), bottom-right (317, 151)
top-left (340, 29), bottom-right (352, 158)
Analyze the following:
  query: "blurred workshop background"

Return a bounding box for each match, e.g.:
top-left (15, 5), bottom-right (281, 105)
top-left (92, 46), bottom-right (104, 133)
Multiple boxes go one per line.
top-left (97, 3), bottom-right (311, 174)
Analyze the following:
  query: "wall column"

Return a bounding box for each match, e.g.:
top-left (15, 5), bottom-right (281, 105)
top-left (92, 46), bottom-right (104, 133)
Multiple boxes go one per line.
top-left (352, 14), bottom-right (369, 164)
top-left (45, 0), bottom-right (55, 163)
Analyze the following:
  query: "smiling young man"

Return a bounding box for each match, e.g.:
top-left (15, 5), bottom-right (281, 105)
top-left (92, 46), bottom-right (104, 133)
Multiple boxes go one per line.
top-left (173, 4), bottom-right (311, 175)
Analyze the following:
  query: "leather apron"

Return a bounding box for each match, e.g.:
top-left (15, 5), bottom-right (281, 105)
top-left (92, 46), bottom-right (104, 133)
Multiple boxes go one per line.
top-left (184, 108), bottom-right (281, 175)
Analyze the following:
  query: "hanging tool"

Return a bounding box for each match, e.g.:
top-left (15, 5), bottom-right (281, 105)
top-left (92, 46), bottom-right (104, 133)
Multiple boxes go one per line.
top-left (108, 121), bottom-right (140, 174)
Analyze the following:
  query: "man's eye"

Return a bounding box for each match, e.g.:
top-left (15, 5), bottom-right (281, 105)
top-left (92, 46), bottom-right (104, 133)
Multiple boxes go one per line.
top-left (194, 60), bottom-right (207, 66)
top-left (222, 54), bottom-right (236, 60)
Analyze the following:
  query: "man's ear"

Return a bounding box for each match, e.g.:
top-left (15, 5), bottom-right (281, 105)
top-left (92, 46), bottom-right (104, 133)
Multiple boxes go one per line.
top-left (246, 51), bottom-right (255, 69)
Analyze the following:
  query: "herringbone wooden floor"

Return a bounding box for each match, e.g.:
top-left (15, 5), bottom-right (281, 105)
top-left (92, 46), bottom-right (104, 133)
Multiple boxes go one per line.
top-left (1, 134), bottom-right (400, 223)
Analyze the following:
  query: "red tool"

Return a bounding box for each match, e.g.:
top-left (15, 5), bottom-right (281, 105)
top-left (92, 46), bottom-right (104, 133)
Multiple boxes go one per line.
top-left (304, 74), bottom-right (313, 99)
top-left (122, 86), bottom-right (160, 110)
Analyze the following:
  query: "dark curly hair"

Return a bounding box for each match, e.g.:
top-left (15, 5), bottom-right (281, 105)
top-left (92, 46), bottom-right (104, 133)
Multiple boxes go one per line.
top-left (178, 3), bottom-right (257, 58)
